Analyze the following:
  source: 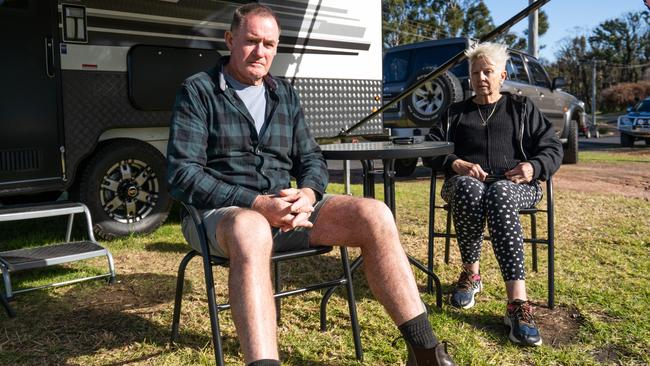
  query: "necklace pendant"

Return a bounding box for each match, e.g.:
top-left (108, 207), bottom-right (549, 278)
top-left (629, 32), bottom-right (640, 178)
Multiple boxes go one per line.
top-left (477, 103), bottom-right (496, 126)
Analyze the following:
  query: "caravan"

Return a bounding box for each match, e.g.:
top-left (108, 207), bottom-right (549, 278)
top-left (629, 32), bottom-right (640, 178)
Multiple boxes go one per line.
top-left (0, 0), bottom-right (383, 238)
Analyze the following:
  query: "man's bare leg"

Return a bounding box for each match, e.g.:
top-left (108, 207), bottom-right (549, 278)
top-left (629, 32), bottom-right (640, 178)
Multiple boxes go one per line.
top-left (309, 195), bottom-right (424, 325)
top-left (217, 209), bottom-right (278, 363)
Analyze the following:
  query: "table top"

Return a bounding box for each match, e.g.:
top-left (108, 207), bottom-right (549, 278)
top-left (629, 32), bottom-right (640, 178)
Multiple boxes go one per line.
top-left (320, 141), bottom-right (453, 160)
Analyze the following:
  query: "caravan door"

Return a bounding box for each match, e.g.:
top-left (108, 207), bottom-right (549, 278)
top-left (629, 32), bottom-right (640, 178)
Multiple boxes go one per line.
top-left (0, 0), bottom-right (62, 189)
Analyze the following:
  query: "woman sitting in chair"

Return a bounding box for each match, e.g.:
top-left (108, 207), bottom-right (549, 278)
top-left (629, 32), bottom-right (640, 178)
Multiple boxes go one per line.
top-left (427, 42), bottom-right (562, 346)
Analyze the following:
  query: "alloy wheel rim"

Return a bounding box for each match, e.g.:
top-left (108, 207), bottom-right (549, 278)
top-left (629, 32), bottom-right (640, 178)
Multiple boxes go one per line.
top-left (411, 80), bottom-right (444, 115)
top-left (99, 159), bottom-right (159, 224)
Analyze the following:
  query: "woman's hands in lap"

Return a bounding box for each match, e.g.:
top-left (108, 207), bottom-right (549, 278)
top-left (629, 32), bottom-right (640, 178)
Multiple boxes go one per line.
top-left (451, 159), bottom-right (488, 181)
top-left (505, 162), bottom-right (534, 184)
top-left (452, 159), bottom-right (534, 184)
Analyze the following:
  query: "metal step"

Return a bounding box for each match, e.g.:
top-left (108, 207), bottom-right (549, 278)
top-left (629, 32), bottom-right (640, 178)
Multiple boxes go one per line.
top-left (0, 201), bottom-right (116, 315)
top-left (0, 201), bottom-right (86, 222)
top-left (0, 241), bottom-right (109, 272)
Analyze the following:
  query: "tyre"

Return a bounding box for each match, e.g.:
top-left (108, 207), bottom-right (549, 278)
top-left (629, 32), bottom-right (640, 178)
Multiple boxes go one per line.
top-left (394, 158), bottom-right (418, 177)
top-left (620, 133), bottom-right (635, 147)
top-left (404, 67), bottom-right (464, 125)
top-left (562, 119), bottom-right (578, 164)
top-left (78, 139), bottom-right (173, 239)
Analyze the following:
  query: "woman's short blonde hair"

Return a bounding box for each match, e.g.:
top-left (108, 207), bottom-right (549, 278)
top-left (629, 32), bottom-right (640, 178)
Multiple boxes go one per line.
top-left (465, 42), bottom-right (509, 73)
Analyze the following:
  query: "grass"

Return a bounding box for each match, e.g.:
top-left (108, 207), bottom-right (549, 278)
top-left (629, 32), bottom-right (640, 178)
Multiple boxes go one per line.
top-left (1, 157), bottom-right (649, 365)
top-left (580, 150), bottom-right (650, 164)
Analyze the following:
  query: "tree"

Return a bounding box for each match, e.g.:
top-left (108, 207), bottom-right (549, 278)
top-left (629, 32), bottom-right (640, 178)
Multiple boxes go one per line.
top-left (382, 0), bottom-right (552, 53)
top-left (548, 35), bottom-right (593, 111)
top-left (498, 10), bottom-right (549, 52)
top-left (382, 0), bottom-right (498, 48)
top-left (550, 10), bottom-right (650, 113)
top-left (461, 0), bottom-right (493, 38)
top-left (588, 11), bottom-right (650, 82)
top-left (382, 0), bottom-right (443, 48)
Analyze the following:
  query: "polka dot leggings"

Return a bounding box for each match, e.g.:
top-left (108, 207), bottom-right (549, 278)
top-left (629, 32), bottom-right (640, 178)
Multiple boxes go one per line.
top-left (441, 175), bottom-right (543, 281)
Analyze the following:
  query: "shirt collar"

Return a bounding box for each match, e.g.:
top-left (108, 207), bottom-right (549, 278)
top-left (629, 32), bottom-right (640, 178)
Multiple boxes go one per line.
top-left (217, 56), bottom-right (277, 92)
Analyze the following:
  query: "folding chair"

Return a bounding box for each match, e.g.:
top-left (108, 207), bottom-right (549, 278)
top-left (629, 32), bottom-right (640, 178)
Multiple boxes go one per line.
top-left (170, 203), bottom-right (363, 366)
top-left (427, 171), bottom-right (556, 308)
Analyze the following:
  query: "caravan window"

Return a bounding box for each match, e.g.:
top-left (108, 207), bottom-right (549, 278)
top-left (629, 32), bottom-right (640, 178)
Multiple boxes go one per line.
top-left (128, 45), bottom-right (220, 110)
top-left (62, 5), bottom-right (87, 42)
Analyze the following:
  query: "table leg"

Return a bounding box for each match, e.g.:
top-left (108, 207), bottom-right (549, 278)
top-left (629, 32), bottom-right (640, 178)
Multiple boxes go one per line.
top-left (427, 170), bottom-right (437, 294)
top-left (382, 159), bottom-right (396, 218)
top-left (360, 160), bottom-right (375, 198)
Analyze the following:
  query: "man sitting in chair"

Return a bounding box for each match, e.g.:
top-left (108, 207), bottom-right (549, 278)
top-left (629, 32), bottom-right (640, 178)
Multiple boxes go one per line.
top-left (166, 3), bottom-right (455, 366)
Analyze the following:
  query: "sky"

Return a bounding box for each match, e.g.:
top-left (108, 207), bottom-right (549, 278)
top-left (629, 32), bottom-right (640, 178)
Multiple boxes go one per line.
top-left (481, 0), bottom-right (648, 62)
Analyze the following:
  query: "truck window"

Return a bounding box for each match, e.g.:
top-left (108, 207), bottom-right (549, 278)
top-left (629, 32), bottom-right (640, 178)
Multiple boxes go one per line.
top-left (506, 53), bottom-right (529, 84)
top-left (412, 43), bottom-right (468, 78)
top-left (383, 51), bottom-right (411, 83)
top-left (526, 57), bottom-right (551, 89)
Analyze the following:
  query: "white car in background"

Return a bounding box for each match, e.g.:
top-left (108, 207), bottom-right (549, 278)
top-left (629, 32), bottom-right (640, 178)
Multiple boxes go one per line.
top-left (617, 97), bottom-right (650, 147)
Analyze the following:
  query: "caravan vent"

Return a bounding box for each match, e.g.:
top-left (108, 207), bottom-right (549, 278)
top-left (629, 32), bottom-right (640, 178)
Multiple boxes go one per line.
top-left (0, 149), bottom-right (40, 172)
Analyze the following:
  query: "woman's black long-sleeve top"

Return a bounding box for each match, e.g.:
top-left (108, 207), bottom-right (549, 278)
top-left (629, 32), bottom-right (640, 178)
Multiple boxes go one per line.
top-left (426, 93), bottom-right (563, 181)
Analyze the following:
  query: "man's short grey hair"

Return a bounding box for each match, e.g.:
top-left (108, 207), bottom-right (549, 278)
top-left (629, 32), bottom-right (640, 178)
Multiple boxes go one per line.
top-left (465, 42), bottom-right (509, 73)
top-left (231, 3), bottom-right (281, 33)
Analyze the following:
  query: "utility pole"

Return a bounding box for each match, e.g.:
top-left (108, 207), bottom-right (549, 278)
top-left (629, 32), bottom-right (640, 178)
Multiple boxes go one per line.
top-left (591, 59), bottom-right (598, 127)
top-left (528, 0), bottom-right (538, 58)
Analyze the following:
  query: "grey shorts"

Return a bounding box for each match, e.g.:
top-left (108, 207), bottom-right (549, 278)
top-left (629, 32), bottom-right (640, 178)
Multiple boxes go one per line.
top-left (181, 194), bottom-right (333, 258)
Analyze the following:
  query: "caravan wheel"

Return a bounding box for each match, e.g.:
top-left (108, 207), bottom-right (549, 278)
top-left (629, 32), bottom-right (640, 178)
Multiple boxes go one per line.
top-left (78, 140), bottom-right (172, 239)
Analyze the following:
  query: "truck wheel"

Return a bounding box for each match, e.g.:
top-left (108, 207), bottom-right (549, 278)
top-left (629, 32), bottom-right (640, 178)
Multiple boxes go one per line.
top-left (394, 158), bottom-right (418, 177)
top-left (78, 139), bottom-right (173, 240)
top-left (620, 133), bottom-right (635, 147)
top-left (405, 67), bottom-right (463, 125)
top-left (562, 119), bottom-right (579, 164)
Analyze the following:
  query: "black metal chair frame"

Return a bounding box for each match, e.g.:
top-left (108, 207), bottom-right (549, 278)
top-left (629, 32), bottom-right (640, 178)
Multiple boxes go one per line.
top-left (427, 171), bottom-right (555, 308)
top-left (1, 292), bottom-right (14, 317)
top-left (170, 203), bottom-right (363, 366)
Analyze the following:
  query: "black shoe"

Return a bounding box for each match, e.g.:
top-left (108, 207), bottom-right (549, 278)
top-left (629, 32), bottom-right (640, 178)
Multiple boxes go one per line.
top-left (406, 342), bottom-right (456, 366)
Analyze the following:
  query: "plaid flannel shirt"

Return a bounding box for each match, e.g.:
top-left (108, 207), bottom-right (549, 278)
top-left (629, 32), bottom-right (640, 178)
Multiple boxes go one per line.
top-left (166, 57), bottom-right (328, 209)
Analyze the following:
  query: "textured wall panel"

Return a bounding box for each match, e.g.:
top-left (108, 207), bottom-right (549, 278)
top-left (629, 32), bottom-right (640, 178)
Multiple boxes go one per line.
top-left (292, 78), bottom-right (383, 138)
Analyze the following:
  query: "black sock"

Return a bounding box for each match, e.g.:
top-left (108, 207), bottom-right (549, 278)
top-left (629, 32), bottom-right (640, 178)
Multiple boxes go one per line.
top-left (398, 312), bottom-right (438, 349)
top-left (247, 360), bottom-right (280, 366)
